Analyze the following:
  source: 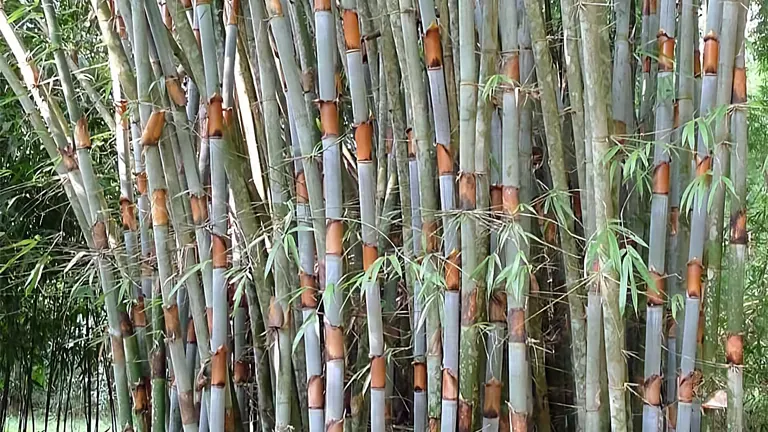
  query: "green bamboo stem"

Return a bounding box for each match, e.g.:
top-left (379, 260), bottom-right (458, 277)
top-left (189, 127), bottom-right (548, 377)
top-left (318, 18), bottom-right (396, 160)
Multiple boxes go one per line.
top-left (165, 0), bottom-right (206, 95)
top-left (435, 0), bottom-right (459, 160)
top-left (41, 2), bottom-right (133, 430)
top-left (640, 0), bottom-right (659, 135)
top-left (67, 56), bottom-right (116, 132)
top-left (577, 0), bottom-right (630, 427)
top-left (287, 0), bottom-right (319, 138)
top-left (725, 32), bottom-right (747, 431)
top-left (522, 0), bottom-right (588, 429)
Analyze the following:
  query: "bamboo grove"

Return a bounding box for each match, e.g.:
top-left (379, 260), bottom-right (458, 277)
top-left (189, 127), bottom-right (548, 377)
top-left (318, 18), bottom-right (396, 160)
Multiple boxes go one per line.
top-left (0, 0), bottom-right (753, 429)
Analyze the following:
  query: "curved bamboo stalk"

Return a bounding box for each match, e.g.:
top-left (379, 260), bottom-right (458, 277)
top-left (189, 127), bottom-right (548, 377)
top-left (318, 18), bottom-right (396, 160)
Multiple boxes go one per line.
top-left (577, 0), bottom-right (630, 428)
top-left (642, 0), bottom-right (676, 426)
top-left (725, 31), bottom-right (747, 430)
top-left (0, 48), bottom-right (90, 248)
top-left (41, 2), bottom-right (133, 430)
top-left (314, 1), bottom-right (345, 428)
top-left (338, 2), bottom-right (386, 431)
top-left (0, 2), bottom-right (90, 228)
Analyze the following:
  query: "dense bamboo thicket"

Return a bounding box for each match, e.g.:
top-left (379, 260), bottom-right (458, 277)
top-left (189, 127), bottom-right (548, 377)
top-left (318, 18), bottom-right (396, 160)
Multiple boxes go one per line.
top-left (0, 0), bottom-right (760, 430)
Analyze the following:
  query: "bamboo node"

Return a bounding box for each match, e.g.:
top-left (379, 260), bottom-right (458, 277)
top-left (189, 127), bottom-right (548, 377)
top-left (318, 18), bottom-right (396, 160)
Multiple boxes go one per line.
top-left (686, 261), bottom-right (703, 298)
top-left (424, 24), bottom-right (443, 68)
top-left (141, 111), bottom-right (166, 146)
top-left (313, 0), bottom-right (331, 11)
top-left (371, 355), bottom-right (387, 389)
top-left (119, 311), bottom-right (133, 336)
top-left (423, 220), bottom-right (440, 254)
top-left (212, 234), bottom-right (228, 269)
top-left (657, 33), bottom-right (675, 72)
top-left (211, 346), bottom-right (227, 387)
top-left (502, 186), bottom-right (520, 217)
top-left (459, 172), bottom-right (477, 209)
top-left (132, 298), bottom-right (147, 328)
top-left (266, 0), bottom-right (283, 15)
top-left (652, 162), bottom-right (671, 195)
top-left (93, 220), bottom-right (108, 250)
top-left (489, 291), bottom-right (507, 323)
top-left (726, 333), bottom-right (744, 365)
top-left (413, 361), bottom-right (426, 391)
top-left (702, 33), bottom-right (719, 75)
top-left (296, 172), bottom-right (309, 203)
top-left (208, 94), bottom-right (224, 138)
top-left (326, 220), bottom-right (344, 256)
top-left (643, 374), bottom-right (663, 406)
top-left (151, 189), bottom-right (169, 226)
top-left (234, 360), bottom-right (250, 384)
top-left (163, 304), bottom-right (182, 340)
top-left (511, 412), bottom-right (527, 432)
top-left (133, 383), bottom-right (148, 412)
top-left (186, 318), bottom-right (197, 343)
top-left (508, 308), bottom-right (526, 342)
top-left (732, 67), bottom-right (747, 103)
top-left (458, 400), bottom-right (473, 432)
top-left (355, 121), bottom-right (374, 161)
top-left (461, 288), bottom-right (479, 326)
top-left (325, 324), bottom-right (345, 360)
top-left (730, 208), bottom-right (748, 244)
top-left (308, 375), bottom-right (324, 408)
top-left (151, 345), bottom-right (166, 379)
top-left (647, 271), bottom-right (666, 305)
top-left (482, 378), bottom-right (502, 418)
top-left (445, 250), bottom-right (461, 291)
top-left (267, 297), bottom-right (284, 329)
top-left (342, 9), bottom-right (361, 50)
top-left (318, 100), bottom-right (340, 137)
top-left (436, 144), bottom-right (453, 174)
top-left (120, 198), bottom-right (137, 231)
top-left (490, 185), bottom-right (503, 213)
top-left (75, 116), bottom-right (91, 149)
top-left (441, 368), bottom-right (458, 400)
top-left (110, 335), bottom-right (124, 362)
top-left (362, 244), bottom-right (378, 271)
top-left (166, 77), bottom-right (187, 106)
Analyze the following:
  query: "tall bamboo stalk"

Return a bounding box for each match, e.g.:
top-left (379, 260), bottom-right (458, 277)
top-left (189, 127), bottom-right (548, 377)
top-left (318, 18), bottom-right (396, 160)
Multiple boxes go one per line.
top-left (454, 0), bottom-right (478, 429)
top-left (578, 0), bottom-right (630, 428)
top-left (313, 1), bottom-right (345, 429)
top-left (40, 2), bottom-right (133, 430)
top-left (640, 0), bottom-right (659, 134)
top-left (725, 31), bottom-right (747, 431)
top-left (338, 2), bottom-right (386, 431)
top-left (641, 0), bottom-right (676, 426)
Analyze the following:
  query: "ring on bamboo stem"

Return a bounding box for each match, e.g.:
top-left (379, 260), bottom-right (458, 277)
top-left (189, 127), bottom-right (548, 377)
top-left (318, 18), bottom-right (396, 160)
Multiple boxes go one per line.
top-left (461, 288), bottom-right (479, 326)
top-left (726, 334), bottom-right (744, 365)
top-left (667, 318), bottom-right (677, 337)
top-left (318, 100), bottom-right (340, 137)
top-left (490, 186), bottom-right (503, 213)
top-left (119, 311), bottom-right (134, 336)
top-left (458, 401), bottom-right (473, 432)
top-left (442, 369), bottom-right (458, 400)
top-left (445, 250), bottom-right (461, 291)
top-left (371, 356), bottom-right (387, 389)
top-left (342, 9), bottom-right (361, 50)
top-left (644, 374), bottom-right (663, 406)
top-left (424, 24), bottom-right (443, 68)
top-left (703, 32), bottom-right (719, 75)
top-left (502, 186), bottom-right (520, 217)
top-left (643, 56), bottom-right (652, 74)
top-left (695, 154), bottom-right (711, 177)
top-left (211, 346), bottom-right (227, 387)
top-left (677, 371), bottom-right (697, 403)
top-left (733, 67), bottom-right (747, 103)
top-left (308, 375), bottom-right (324, 408)
top-left (459, 172), bottom-right (477, 209)
top-left (489, 291), bottom-right (507, 323)
top-left (227, 0), bottom-right (239, 24)
top-left (190, 195), bottom-right (209, 225)
top-left (133, 383), bottom-right (148, 412)
top-left (657, 32), bottom-right (675, 72)
top-left (152, 189), bottom-right (170, 225)
top-left (208, 94), bottom-right (224, 137)
top-left (186, 319), bottom-right (197, 343)
top-left (647, 271), bottom-right (666, 305)
top-left (730, 209), bottom-right (748, 244)
top-left (142, 111), bottom-right (166, 145)
top-left (482, 378), bottom-right (502, 419)
top-left (234, 360), bottom-right (250, 384)
top-left (152, 347), bottom-right (166, 379)
top-left (504, 54), bottom-right (520, 82)
top-left (60, 146), bottom-right (78, 171)
top-left (212, 234), bottom-right (228, 268)
top-left (92, 220), bottom-right (108, 250)
top-left (110, 335), bottom-right (124, 362)
top-left (120, 198), bottom-right (137, 231)
top-left (669, 207), bottom-right (680, 235)
top-left (686, 261), bottom-right (703, 298)
top-left (75, 116), bottom-right (91, 149)
top-left (325, 324), bottom-right (345, 360)
top-left (694, 49), bottom-right (702, 78)
top-left (136, 172), bottom-right (148, 195)
top-left (423, 220), bottom-right (439, 254)
top-left (313, 0), bottom-right (331, 11)
top-left (511, 412), bottom-right (527, 432)
top-left (362, 244), bottom-right (378, 271)
top-left (296, 172), bottom-right (309, 203)
top-left (300, 278), bottom-right (319, 309)
top-left (508, 308), bottom-right (526, 343)
top-left (267, 297), bottom-right (285, 329)
top-left (406, 128), bottom-right (416, 157)
top-left (436, 143), bottom-right (453, 174)
top-left (355, 121), bottom-right (374, 161)
top-left (166, 77), bottom-right (187, 106)
top-left (326, 220), bottom-right (344, 255)
top-left (652, 162), bottom-right (671, 194)
top-left (164, 304), bottom-right (182, 340)
top-left (413, 361), bottom-right (426, 391)
top-left (132, 298), bottom-right (147, 328)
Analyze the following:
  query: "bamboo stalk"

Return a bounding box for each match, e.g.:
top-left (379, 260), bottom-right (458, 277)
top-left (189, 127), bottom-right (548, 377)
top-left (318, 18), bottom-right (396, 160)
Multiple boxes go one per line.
top-left (338, 2), bottom-right (386, 431)
top-left (640, 0), bottom-right (659, 135)
top-left (577, 0), bottom-right (630, 428)
top-left (725, 29), bottom-right (747, 430)
top-left (314, 1), bottom-right (345, 428)
top-left (641, 0), bottom-right (676, 426)
top-left (41, 2), bottom-right (134, 430)
top-left (266, 0), bottom-right (327, 279)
